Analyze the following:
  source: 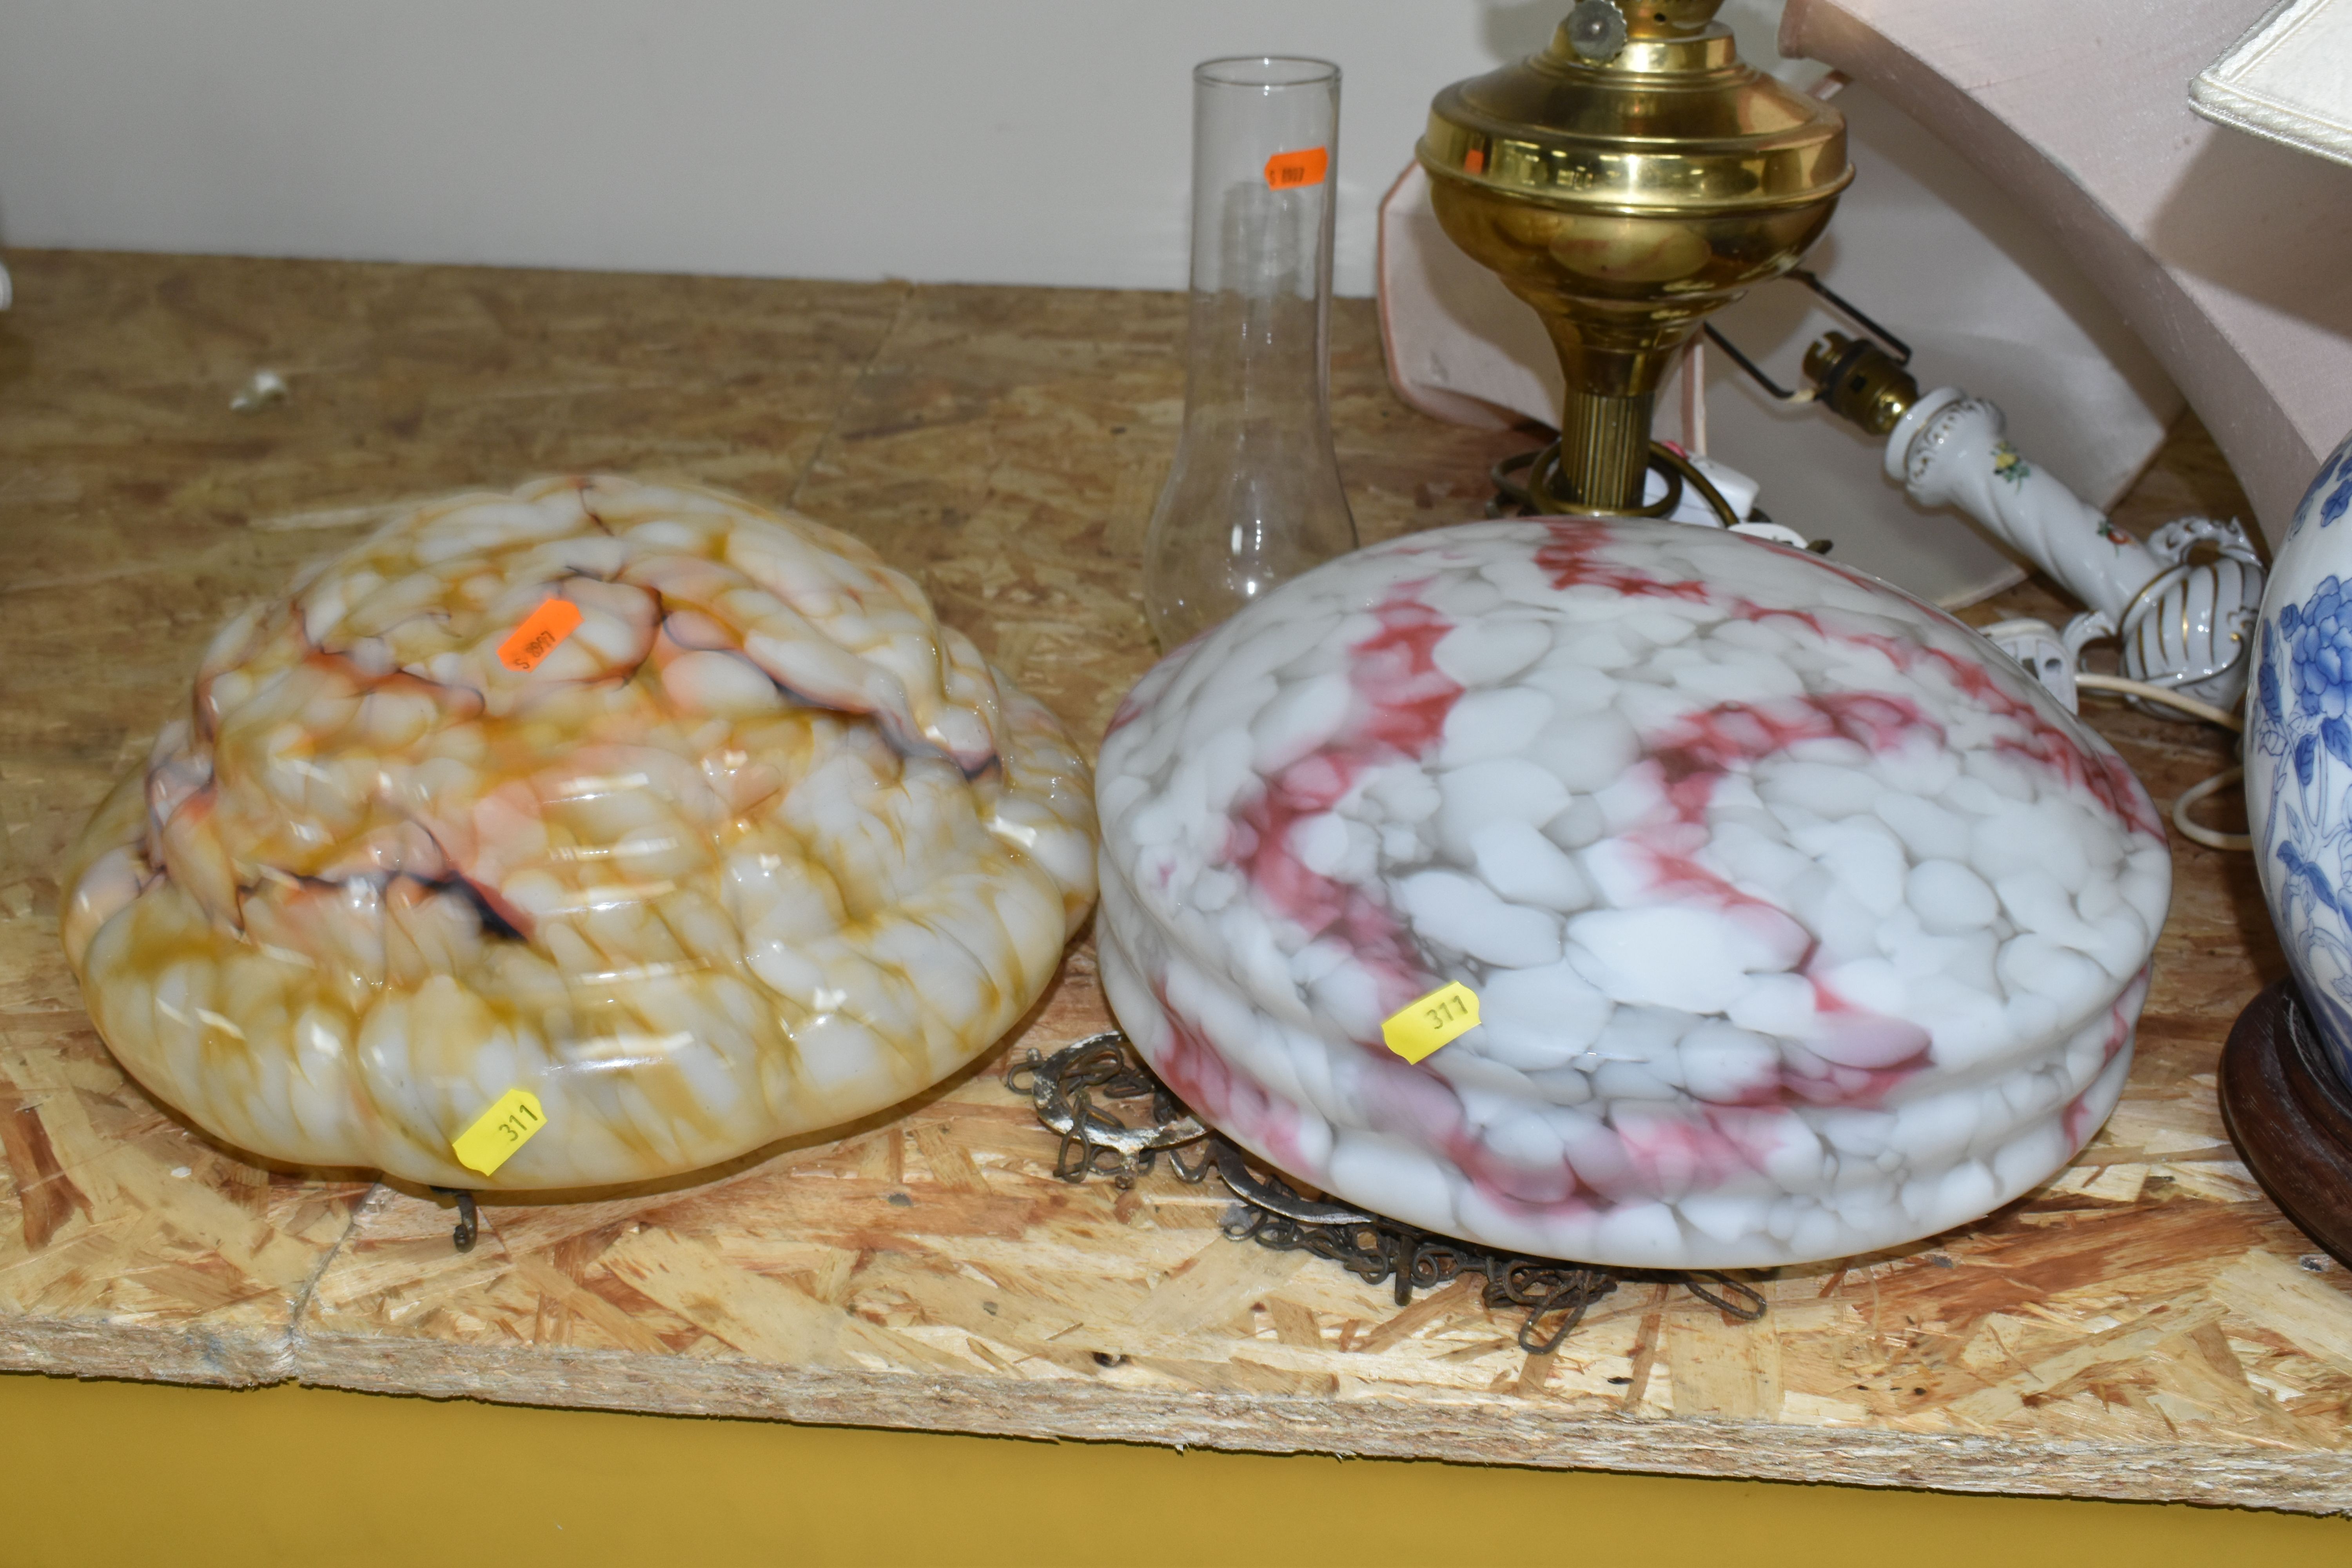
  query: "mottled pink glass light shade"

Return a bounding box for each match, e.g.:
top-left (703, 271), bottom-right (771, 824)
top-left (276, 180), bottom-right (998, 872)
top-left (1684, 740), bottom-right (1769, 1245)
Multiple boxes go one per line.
top-left (1096, 519), bottom-right (2166, 1268)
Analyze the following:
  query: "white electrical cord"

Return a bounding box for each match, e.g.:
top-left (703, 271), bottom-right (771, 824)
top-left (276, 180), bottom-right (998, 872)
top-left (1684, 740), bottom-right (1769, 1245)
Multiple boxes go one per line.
top-left (2169, 766), bottom-right (2250, 853)
top-left (2073, 673), bottom-right (2242, 732)
top-left (2071, 673), bottom-right (2250, 851)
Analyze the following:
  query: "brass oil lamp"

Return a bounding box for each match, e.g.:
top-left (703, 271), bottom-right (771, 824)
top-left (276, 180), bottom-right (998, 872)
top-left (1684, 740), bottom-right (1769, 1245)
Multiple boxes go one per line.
top-left (1419, 0), bottom-right (1851, 515)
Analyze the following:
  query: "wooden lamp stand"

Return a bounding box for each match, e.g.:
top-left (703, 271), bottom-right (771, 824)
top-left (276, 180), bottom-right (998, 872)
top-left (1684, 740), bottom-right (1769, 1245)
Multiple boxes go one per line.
top-left (2220, 979), bottom-right (2352, 1267)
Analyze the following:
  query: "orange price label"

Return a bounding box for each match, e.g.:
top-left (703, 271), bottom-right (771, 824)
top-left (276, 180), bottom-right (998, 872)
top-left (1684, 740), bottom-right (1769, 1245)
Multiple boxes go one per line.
top-left (497, 597), bottom-right (583, 672)
top-left (1264, 147), bottom-right (1329, 191)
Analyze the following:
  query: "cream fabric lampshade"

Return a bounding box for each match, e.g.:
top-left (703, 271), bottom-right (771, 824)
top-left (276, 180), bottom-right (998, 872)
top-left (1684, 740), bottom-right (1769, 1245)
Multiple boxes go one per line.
top-left (2193, 0), bottom-right (2352, 171)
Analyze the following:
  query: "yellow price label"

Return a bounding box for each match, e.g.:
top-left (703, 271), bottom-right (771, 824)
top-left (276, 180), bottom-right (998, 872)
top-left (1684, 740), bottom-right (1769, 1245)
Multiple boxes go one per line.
top-left (452, 1088), bottom-right (547, 1176)
top-left (1381, 981), bottom-right (1481, 1064)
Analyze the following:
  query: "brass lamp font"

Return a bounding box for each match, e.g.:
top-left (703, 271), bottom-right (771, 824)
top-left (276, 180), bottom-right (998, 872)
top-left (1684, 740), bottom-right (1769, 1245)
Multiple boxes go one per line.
top-left (1419, 1), bottom-right (1852, 514)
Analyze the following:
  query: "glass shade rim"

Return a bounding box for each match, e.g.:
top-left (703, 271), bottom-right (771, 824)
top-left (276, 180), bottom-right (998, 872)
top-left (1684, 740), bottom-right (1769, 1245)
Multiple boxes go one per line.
top-left (1194, 56), bottom-right (1341, 90)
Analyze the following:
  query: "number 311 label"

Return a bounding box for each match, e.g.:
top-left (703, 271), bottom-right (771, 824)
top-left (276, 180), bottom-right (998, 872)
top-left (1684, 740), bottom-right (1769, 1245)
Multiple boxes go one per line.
top-left (1381, 982), bottom-right (1480, 1064)
top-left (452, 1088), bottom-right (547, 1176)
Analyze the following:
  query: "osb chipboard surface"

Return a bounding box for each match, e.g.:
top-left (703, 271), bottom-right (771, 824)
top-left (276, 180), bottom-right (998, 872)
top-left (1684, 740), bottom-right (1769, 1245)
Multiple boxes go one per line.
top-left (2, 250), bottom-right (2349, 1513)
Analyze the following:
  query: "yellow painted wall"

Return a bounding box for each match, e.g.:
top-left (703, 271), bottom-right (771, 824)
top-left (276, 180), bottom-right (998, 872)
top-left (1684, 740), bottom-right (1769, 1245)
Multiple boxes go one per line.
top-left (2, 1371), bottom-right (2346, 1566)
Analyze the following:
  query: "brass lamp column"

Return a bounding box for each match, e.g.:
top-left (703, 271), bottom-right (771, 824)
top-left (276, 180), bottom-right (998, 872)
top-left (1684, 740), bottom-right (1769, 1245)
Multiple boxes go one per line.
top-left (1420, 0), bottom-right (1851, 514)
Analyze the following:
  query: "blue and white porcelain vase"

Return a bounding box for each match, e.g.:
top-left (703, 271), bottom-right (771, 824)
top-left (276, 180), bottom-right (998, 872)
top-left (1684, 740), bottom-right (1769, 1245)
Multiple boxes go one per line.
top-left (2248, 428), bottom-right (2352, 1083)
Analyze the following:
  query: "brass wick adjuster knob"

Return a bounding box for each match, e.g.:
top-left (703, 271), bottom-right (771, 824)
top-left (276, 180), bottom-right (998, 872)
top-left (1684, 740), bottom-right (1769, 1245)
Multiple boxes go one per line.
top-left (1566, 0), bottom-right (1628, 62)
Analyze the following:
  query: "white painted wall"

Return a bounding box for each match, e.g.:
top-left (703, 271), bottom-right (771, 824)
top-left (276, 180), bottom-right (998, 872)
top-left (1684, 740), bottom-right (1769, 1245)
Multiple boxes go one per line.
top-left (0, 1), bottom-right (1690, 296)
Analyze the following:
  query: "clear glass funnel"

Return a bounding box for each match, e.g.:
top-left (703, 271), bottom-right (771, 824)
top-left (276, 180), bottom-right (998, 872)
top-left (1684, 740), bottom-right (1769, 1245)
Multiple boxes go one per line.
top-left (1142, 57), bottom-right (1359, 649)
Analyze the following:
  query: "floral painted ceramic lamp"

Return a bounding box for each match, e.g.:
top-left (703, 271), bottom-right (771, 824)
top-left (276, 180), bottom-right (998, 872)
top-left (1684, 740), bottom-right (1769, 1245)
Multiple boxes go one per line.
top-left (2231, 430), bottom-right (2352, 1266)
